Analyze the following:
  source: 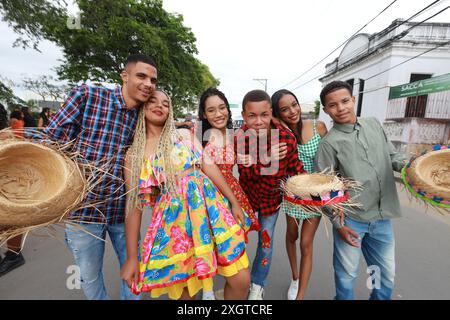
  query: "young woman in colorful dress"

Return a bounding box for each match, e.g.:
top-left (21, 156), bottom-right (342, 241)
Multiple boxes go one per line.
top-left (121, 90), bottom-right (250, 300)
top-left (197, 87), bottom-right (260, 299)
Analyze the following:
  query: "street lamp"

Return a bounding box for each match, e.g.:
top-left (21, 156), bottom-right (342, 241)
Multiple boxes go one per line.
top-left (253, 78), bottom-right (268, 92)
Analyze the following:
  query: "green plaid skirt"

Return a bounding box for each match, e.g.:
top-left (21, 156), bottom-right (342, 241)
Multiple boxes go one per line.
top-left (281, 199), bottom-right (321, 220)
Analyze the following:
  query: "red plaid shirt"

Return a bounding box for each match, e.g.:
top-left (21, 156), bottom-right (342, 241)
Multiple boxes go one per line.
top-left (235, 119), bottom-right (304, 217)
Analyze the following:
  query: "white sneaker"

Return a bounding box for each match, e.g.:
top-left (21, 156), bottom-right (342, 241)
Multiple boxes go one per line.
top-left (202, 290), bottom-right (216, 300)
top-left (248, 283), bottom-right (264, 300)
top-left (287, 279), bottom-right (299, 300)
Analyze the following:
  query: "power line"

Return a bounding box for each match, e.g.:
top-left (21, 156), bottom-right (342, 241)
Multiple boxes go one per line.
top-left (321, 0), bottom-right (445, 73)
top-left (277, 0), bottom-right (399, 89)
top-left (290, 4), bottom-right (450, 92)
top-left (280, 0), bottom-right (444, 91)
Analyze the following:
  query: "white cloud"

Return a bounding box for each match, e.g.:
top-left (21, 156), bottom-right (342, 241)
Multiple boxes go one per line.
top-left (1, 0), bottom-right (449, 104)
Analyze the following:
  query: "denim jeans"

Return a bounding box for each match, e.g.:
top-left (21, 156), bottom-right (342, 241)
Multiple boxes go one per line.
top-left (65, 222), bottom-right (140, 300)
top-left (250, 210), bottom-right (280, 287)
top-left (333, 217), bottom-right (395, 300)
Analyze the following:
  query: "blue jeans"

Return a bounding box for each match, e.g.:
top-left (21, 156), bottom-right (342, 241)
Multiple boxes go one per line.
top-left (65, 222), bottom-right (140, 300)
top-left (333, 217), bottom-right (395, 300)
top-left (251, 210), bottom-right (280, 287)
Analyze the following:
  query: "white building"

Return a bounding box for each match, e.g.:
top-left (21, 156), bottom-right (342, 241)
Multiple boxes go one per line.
top-left (319, 19), bottom-right (450, 153)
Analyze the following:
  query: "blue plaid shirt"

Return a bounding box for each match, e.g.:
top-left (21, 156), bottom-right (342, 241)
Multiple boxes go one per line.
top-left (43, 85), bottom-right (139, 224)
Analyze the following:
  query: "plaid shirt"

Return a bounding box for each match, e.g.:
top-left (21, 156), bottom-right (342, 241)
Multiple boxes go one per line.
top-left (43, 85), bottom-right (139, 225)
top-left (236, 119), bottom-right (305, 217)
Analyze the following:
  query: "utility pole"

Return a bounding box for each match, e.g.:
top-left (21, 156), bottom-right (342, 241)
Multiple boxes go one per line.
top-left (253, 78), bottom-right (268, 92)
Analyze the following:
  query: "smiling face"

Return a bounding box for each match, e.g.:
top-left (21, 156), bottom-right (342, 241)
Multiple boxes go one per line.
top-left (277, 93), bottom-right (301, 126)
top-left (145, 91), bottom-right (170, 127)
top-left (323, 88), bottom-right (356, 125)
top-left (121, 61), bottom-right (158, 107)
top-left (203, 95), bottom-right (230, 130)
top-left (242, 100), bottom-right (272, 132)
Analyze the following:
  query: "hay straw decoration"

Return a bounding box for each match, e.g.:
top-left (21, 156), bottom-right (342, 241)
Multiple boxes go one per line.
top-left (0, 128), bottom-right (121, 249)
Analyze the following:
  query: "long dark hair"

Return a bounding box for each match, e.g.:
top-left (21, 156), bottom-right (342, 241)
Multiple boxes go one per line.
top-left (197, 87), bottom-right (233, 147)
top-left (271, 89), bottom-right (303, 144)
top-left (39, 107), bottom-right (50, 126)
top-left (0, 103), bottom-right (8, 130)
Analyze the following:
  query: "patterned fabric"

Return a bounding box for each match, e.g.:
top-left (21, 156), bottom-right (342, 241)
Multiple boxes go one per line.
top-left (283, 120), bottom-right (322, 220)
top-left (43, 85), bottom-right (139, 225)
top-left (204, 141), bottom-right (260, 240)
top-left (133, 139), bottom-right (249, 299)
top-left (298, 120), bottom-right (321, 174)
top-left (236, 119), bottom-right (305, 217)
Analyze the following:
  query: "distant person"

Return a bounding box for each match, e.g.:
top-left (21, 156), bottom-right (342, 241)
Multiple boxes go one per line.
top-left (271, 89), bottom-right (328, 300)
top-left (21, 106), bottom-right (37, 128)
top-left (43, 53), bottom-right (158, 300)
top-left (9, 110), bottom-right (24, 138)
top-left (0, 103), bottom-right (7, 131)
top-left (314, 80), bottom-right (407, 300)
top-left (37, 107), bottom-right (51, 129)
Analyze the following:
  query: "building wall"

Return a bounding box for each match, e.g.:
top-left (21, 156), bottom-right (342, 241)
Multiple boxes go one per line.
top-left (319, 21), bottom-right (450, 131)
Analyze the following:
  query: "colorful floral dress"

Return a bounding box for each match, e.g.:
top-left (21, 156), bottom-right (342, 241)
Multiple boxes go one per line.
top-left (132, 139), bottom-right (249, 299)
top-left (204, 141), bottom-right (260, 241)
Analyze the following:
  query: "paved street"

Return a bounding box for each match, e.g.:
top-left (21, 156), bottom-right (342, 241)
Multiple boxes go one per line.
top-left (1, 184), bottom-right (450, 300)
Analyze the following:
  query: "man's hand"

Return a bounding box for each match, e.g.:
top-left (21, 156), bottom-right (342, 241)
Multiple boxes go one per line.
top-left (336, 226), bottom-right (360, 248)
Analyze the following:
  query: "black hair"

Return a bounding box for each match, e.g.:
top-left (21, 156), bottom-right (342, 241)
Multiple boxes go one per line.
top-left (242, 89), bottom-right (271, 112)
top-left (271, 89), bottom-right (303, 143)
top-left (10, 110), bottom-right (23, 121)
top-left (0, 103), bottom-right (8, 130)
top-left (39, 107), bottom-right (51, 127)
top-left (125, 54), bottom-right (157, 69)
top-left (320, 80), bottom-right (353, 106)
top-left (197, 87), bottom-right (233, 147)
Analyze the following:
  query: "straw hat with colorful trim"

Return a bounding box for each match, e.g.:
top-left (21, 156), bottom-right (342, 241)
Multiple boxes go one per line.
top-left (281, 171), bottom-right (362, 217)
top-left (401, 146), bottom-right (450, 211)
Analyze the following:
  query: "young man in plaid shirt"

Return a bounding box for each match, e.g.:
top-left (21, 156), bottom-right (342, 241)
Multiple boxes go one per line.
top-left (236, 90), bottom-right (304, 299)
top-left (43, 54), bottom-right (157, 300)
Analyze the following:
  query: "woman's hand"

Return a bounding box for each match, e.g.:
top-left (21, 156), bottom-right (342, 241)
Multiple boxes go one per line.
top-left (120, 258), bottom-right (139, 289)
top-left (231, 203), bottom-right (245, 228)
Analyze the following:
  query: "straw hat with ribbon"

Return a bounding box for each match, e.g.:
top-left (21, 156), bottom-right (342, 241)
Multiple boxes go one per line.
top-left (401, 145), bottom-right (450, 212)
top-left (281, 171), bottom-right (362, 220)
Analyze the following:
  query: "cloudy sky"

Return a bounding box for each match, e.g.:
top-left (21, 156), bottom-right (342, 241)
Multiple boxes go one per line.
top-left (1, 0), bottom-right (449, 110)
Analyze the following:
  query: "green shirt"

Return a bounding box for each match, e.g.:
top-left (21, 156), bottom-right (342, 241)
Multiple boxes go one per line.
top-left (314, 117), bottom-right (407, 228)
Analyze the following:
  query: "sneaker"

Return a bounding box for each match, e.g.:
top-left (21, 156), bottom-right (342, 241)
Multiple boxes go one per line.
top-left (287, 279), bottom-right (299, 300)
top-left (202, 290), bottom-right (216, 300)
top-left (0, 251), bottom-right (25, 277)
top-left (248, 283), bottom-right (264, 300)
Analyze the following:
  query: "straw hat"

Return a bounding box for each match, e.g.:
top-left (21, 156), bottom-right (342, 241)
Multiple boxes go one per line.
top-left (281, 172), bottom-right (361, 216)
top-left (0, 140), bottom-right (86, 227)
top-left (402, 147), bottom-right (450, 209)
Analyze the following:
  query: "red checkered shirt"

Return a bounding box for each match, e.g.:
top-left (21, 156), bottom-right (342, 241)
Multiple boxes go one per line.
top-left (235, 119), bottom-right (304, 217)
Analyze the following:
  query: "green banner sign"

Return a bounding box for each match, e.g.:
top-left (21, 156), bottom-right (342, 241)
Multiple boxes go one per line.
top-left (388, 73), bottom-right (450, 100)
top-left (229, 103), bottom-right (239, 109)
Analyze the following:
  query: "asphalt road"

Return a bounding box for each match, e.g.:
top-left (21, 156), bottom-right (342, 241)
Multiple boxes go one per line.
top-left (1, 184), bottom-right (449, 300)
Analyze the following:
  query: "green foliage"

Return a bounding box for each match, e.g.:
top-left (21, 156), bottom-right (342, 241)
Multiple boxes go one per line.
top-left (0, 0), bottom-right (219, 113)
top-left (314, 100), bottom-right (321, 118)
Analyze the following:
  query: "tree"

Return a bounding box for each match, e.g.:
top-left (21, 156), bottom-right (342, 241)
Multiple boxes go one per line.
top-left (314, 100), bottom-right (321, 118)
top-left (0, 0), bottom-right (219, 113)
top-left (22, 75), bottom-right (69, 102)
top-left (0, 77), bottom-right (25, 110)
